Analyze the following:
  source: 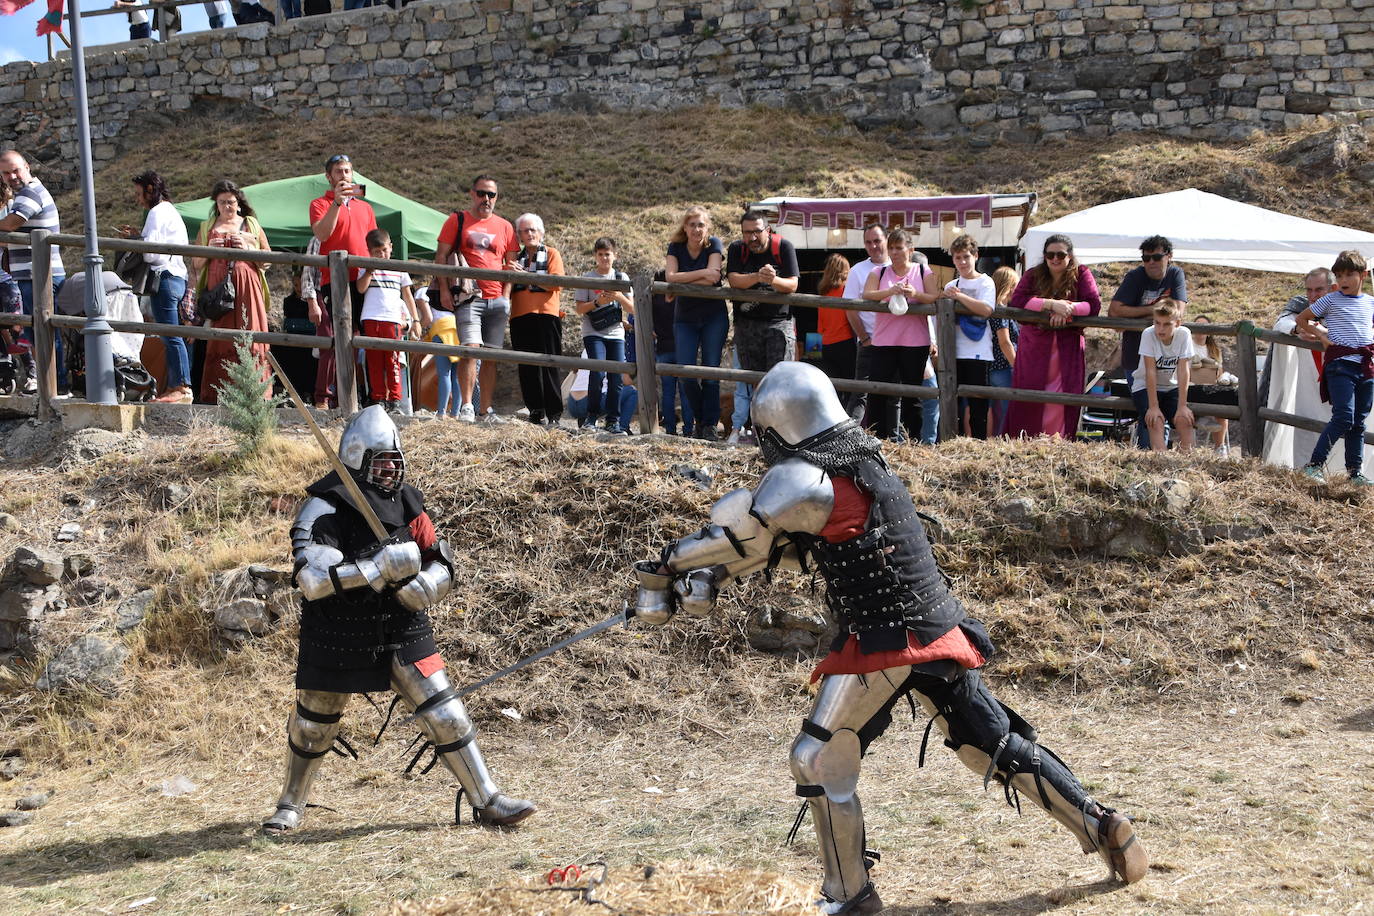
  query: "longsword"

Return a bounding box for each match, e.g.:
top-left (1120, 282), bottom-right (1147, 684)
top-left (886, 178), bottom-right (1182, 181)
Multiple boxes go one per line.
top-left (456, 602), bottom-right (635, 699)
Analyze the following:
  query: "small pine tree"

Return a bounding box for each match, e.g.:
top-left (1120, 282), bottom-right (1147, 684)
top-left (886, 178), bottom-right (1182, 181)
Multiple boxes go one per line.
top-left (215, 332), bottom-right (285, 454)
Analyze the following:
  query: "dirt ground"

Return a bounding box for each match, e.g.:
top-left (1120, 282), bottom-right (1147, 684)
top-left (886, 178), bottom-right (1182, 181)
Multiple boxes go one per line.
top-left (3, 659), bottom-right (1372, 914)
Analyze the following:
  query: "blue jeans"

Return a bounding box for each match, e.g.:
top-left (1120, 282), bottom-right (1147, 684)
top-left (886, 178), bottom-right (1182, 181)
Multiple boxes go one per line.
top-left (674, 308), bottom-right (729, 432)
top-left (279, 0), bottom-right (302, 17)
top-left (1131, 387), bottom-right (1181, 450)
top-left (1309, 359), bottom-right (1374, 473)
top-left (432, 352), bottom-right (460, 417)
top-left (920, 375), bottom-right (939, 445)
top-left (18, 277), bottom-right (66, 387)
top-left (344, 0), bottom-right (368, 8)
top-left (582, 335), bottom-right (624, 422)
top-left (732, 349), bottom-right (751, 431)
top-left (988, 366), bottom-right (1012, 437)
top-left (655, 350), bottom-right (679, 433)
top-left (152, 272), bottom-right (190, 391)
top-left (567, 385), bottom-right (638, 431)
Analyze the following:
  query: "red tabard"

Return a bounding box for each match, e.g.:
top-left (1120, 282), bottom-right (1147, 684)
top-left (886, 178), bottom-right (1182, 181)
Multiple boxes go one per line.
top-left (809, 476), bottom-right (984, 682)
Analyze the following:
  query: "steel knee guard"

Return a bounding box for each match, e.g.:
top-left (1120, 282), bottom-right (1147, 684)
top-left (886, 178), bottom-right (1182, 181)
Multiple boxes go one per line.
top-left (791, 721), bottom-right (870, 904)
top-left (263, 690), bottom-right (350, 831)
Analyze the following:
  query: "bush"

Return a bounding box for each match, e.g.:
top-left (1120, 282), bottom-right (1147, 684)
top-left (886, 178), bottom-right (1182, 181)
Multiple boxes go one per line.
top-left (214, 332), bottom-right (285, 454)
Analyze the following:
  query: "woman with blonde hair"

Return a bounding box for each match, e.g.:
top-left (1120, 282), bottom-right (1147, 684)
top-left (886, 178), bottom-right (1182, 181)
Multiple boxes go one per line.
top-left (816, 253), bottom-right (859, 407)
top-left (987, 266), bottom-right (1020, 436)
top-left (1005, 234), bottom-right (1100, 438)
top-left (665, 206), bottom-right (727, 439)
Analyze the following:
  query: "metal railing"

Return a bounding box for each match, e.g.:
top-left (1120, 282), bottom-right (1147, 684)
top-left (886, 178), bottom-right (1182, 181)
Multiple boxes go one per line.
top-left (4, 228), bottom-right (1364, 457)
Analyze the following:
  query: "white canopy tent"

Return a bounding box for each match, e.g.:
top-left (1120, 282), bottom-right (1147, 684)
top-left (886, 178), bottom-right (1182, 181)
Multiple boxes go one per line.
top-left (1020, 189), bottom-right (1374, 273)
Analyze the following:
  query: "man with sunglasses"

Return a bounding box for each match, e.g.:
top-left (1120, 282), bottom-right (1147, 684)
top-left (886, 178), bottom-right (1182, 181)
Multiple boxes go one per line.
top-left (1108, 235), bottom-right (1188, 446)
top-left (433, 176), bottom-right (518, 423)
top-left (841, 224), bottom-right (892, 424)
top-left (309, 153), bottom-right (378, 340)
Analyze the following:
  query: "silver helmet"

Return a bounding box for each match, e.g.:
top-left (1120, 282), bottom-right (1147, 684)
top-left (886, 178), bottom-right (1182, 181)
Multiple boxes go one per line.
top-left (750, 361), bottom-right (851, 449)
top-left (339, 405), bottom-right (405, 494)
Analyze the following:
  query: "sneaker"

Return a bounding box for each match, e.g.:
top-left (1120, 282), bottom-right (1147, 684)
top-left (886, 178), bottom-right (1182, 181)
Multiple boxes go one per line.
top-left (1350, 473), bottom-right (1374, 486)
top-left (579, 416), bottom-right (598, 430)
top-left (457, 403), bottom-right (476, 423)
top-left (21, 377), bottom-right (37, 395)
top-left (1300, 464), bottom-right (1325, 482)
top-left (480, 407), bottom-right (505, 424)
top-left (726, 429), bottom-right (742, 446)
top-left (606, 426), bottom-right (629, 436)
top-left (698, 425), bottom-right (719, 442)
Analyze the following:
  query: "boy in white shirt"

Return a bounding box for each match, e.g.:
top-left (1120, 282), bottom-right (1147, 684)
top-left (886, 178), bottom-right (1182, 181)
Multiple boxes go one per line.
top-left (356, 229), bottom-right (425, 412)
top-left (942, 234), bottom-right (996, 439)
top-left (1130, 300), bottom-right (1195, 451)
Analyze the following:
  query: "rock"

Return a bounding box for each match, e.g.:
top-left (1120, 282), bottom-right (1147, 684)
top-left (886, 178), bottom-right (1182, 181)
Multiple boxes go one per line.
top-left (1273, 124), bottom-right (1368, 173)
top-left (3, 420), bottom-right (58, 462)
top-left (1284, 91), bottom-right (1330, 115)
top-left (995, 496), bottom-right (1037, 528)
top-left (35, 636), bottom-right (129, 692)
top-left (51, 428), bottom-right (132, 468)
top-left (74, 577), bottom-right (111, 604)
top-left (0, 584), bottom-right (66, 656)
top-left (63, 553), bottom-right (96, 579)
top-left (158, 483), bottom-right (191, 508)
top-left (1124, 478), bottom-right (1193, 513)
top-left (0, 756), bottom-right (23, 780)
top-left (114, 590), bottom-right (156, 633)
top-left (214, 598), bottom-right (272, 638)
top-left (747, 601), bottom-right (830, 653)
top-left (55, 523), bottom-right (82, 543)
top-left (1104, 526), bottom-right (1168, 557)
top-left (15, 791), bottom-right (49, 810)
top-left (0, 513), bottom-right (19, 532)
top-left (0, 811), bottom-right (32, 828)
top-left (11, 546), bottom-right (63, 586)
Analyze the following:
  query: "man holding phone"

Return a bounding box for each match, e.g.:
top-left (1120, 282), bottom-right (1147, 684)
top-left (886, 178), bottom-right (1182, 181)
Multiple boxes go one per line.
top-left (309, 153), bottom-right (378, 339)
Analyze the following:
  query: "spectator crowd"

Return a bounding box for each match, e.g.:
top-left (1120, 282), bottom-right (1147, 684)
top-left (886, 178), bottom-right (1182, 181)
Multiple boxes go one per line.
top-left (2, 145), bottom-right (1371, 474)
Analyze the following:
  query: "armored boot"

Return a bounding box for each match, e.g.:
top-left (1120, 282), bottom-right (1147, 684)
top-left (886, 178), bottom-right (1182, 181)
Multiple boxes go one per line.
top-left (391, 656), bottom-right (536, 827)
top-left (262, 690), bottom-right (350, 832)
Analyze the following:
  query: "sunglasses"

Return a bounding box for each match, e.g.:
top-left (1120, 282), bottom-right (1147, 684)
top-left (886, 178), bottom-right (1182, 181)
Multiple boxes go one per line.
top-left (473, 189), bottom-right (498, 199)
top-left (1044, 251), bottom-right (1070, 261)
top-left (1141, 253), bottom-right (1167, 263)
top-left (325, 154), bottom-right (351, 167)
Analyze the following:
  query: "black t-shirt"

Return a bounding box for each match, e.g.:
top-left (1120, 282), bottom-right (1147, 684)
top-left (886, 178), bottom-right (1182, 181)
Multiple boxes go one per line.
top-left (1112, 264), bottom-right (1187, 377)
top-left (726, 235), bottom-right (800, 321)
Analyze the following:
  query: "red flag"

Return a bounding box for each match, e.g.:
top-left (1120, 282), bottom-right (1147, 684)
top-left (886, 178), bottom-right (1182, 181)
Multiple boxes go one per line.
top-left (37, 0), bottom-right (64, 35)
top-left (0, 0), bottom-right (63, 35)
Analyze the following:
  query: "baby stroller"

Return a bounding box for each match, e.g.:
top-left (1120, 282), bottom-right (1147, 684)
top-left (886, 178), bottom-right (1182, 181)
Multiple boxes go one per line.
top-left (54, 271), bottom-right (156, 402)
top-left (0, 271), bottom-right (28, 395)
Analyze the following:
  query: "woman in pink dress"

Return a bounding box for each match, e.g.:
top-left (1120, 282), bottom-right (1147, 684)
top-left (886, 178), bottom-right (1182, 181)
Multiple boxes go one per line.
top-left (190, 180), bottom-right (272, 404)
top-left (861, 228), bottom-right (939, 442)
top-left (1005, 233), bottom-right (1101, 438)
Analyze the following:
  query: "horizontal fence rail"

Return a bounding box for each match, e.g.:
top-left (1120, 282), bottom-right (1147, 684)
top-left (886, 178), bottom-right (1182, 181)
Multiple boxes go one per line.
top-left (4, 229), bottom-right (1364, 450)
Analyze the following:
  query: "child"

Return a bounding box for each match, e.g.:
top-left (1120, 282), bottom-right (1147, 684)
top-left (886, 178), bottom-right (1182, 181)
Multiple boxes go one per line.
top-left (356, 229), bottom-right (425, 413)
top-left (942, 234), bottom-right (997, 439)
top-left (1130, 300), bottom-right (1195, 452)
top-left (572, 237), bottom-right (634, 431)
top-left (988, 266), bottom-right (1020, 437)
top-left (1298, 249), bottom-right (1374, 484)
top-left (427, 284), bottom-right (462, 419)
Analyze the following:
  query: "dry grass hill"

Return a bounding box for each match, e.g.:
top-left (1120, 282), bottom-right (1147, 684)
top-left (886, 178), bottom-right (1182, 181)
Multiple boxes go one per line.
top-left (1, 111), bottom-right (1372, 914)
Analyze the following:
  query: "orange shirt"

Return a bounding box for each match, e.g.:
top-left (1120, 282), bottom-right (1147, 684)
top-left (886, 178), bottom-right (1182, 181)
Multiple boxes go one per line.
top-left (818, 287), bottom-right (855, 345)
top-left (509, 246), bottom-right (565, 318)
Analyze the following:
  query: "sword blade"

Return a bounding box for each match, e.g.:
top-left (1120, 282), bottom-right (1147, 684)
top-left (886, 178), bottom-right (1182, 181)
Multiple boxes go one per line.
top-left (456, 607), bottom-right (630, 699)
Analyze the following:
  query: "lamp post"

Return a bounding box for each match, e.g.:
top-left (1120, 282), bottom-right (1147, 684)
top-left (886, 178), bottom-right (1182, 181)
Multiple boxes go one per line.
top-left (65, 0), bottom-right (117, 405)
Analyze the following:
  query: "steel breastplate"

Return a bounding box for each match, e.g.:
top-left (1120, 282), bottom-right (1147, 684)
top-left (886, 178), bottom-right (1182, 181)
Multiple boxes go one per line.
top-left (802, 457), bottom-right (965, 653)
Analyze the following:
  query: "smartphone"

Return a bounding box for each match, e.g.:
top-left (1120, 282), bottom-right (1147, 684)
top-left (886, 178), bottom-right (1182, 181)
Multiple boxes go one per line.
top-left (353, 183), bottom-right (367, 199)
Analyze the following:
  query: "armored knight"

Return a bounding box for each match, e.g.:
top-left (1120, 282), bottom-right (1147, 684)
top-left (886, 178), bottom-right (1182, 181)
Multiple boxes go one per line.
top-left (263, 405), bottom-right (535, 831)
top-left (634, 363), bottom-right (1147, 914)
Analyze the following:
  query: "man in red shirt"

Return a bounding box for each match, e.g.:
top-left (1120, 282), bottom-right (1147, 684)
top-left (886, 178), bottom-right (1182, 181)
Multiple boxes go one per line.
top-left (432, 175), bottom-right (517, 422)
top-left (309, 154), bottom-right (378, 335)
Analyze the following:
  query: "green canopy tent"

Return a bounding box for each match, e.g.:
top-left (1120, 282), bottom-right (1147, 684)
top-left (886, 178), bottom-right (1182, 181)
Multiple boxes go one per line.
top-left (173, 173), bottom-right (448, 261)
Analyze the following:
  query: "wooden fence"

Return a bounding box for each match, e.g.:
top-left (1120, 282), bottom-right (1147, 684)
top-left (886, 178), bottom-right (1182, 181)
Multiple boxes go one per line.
top-left (4, 228), bottom-right (1368, 455)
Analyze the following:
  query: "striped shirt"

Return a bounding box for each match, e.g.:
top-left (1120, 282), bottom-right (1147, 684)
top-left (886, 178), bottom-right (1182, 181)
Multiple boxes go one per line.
top-left (4, 179), bottom-right (65, 280)
top-left (359, 269), bottom-right (413, 325)
top-left (1311, 291), bottom-right (1374, 364)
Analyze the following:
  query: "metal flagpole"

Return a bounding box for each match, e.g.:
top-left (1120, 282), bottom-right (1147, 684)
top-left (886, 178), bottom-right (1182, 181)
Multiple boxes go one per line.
top-left (64, 0), bottom-right (117, 405)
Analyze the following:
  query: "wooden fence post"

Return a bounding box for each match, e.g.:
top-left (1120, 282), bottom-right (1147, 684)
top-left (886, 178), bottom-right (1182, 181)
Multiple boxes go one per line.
top-left (1234, 320), bottom-right (1263, 458)
top-left (935, 297), bottom-right (958, 441)
top-left (632, 271), bottom-right (658, 435)
top-left (30, 229), bottom-right (58, 420)
top-left (329, 250), bottom-right (359, 415)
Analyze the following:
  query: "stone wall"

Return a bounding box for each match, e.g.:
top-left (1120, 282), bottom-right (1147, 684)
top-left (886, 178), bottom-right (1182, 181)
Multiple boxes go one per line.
top-left (2, 0), bottom-right (1371, 182)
